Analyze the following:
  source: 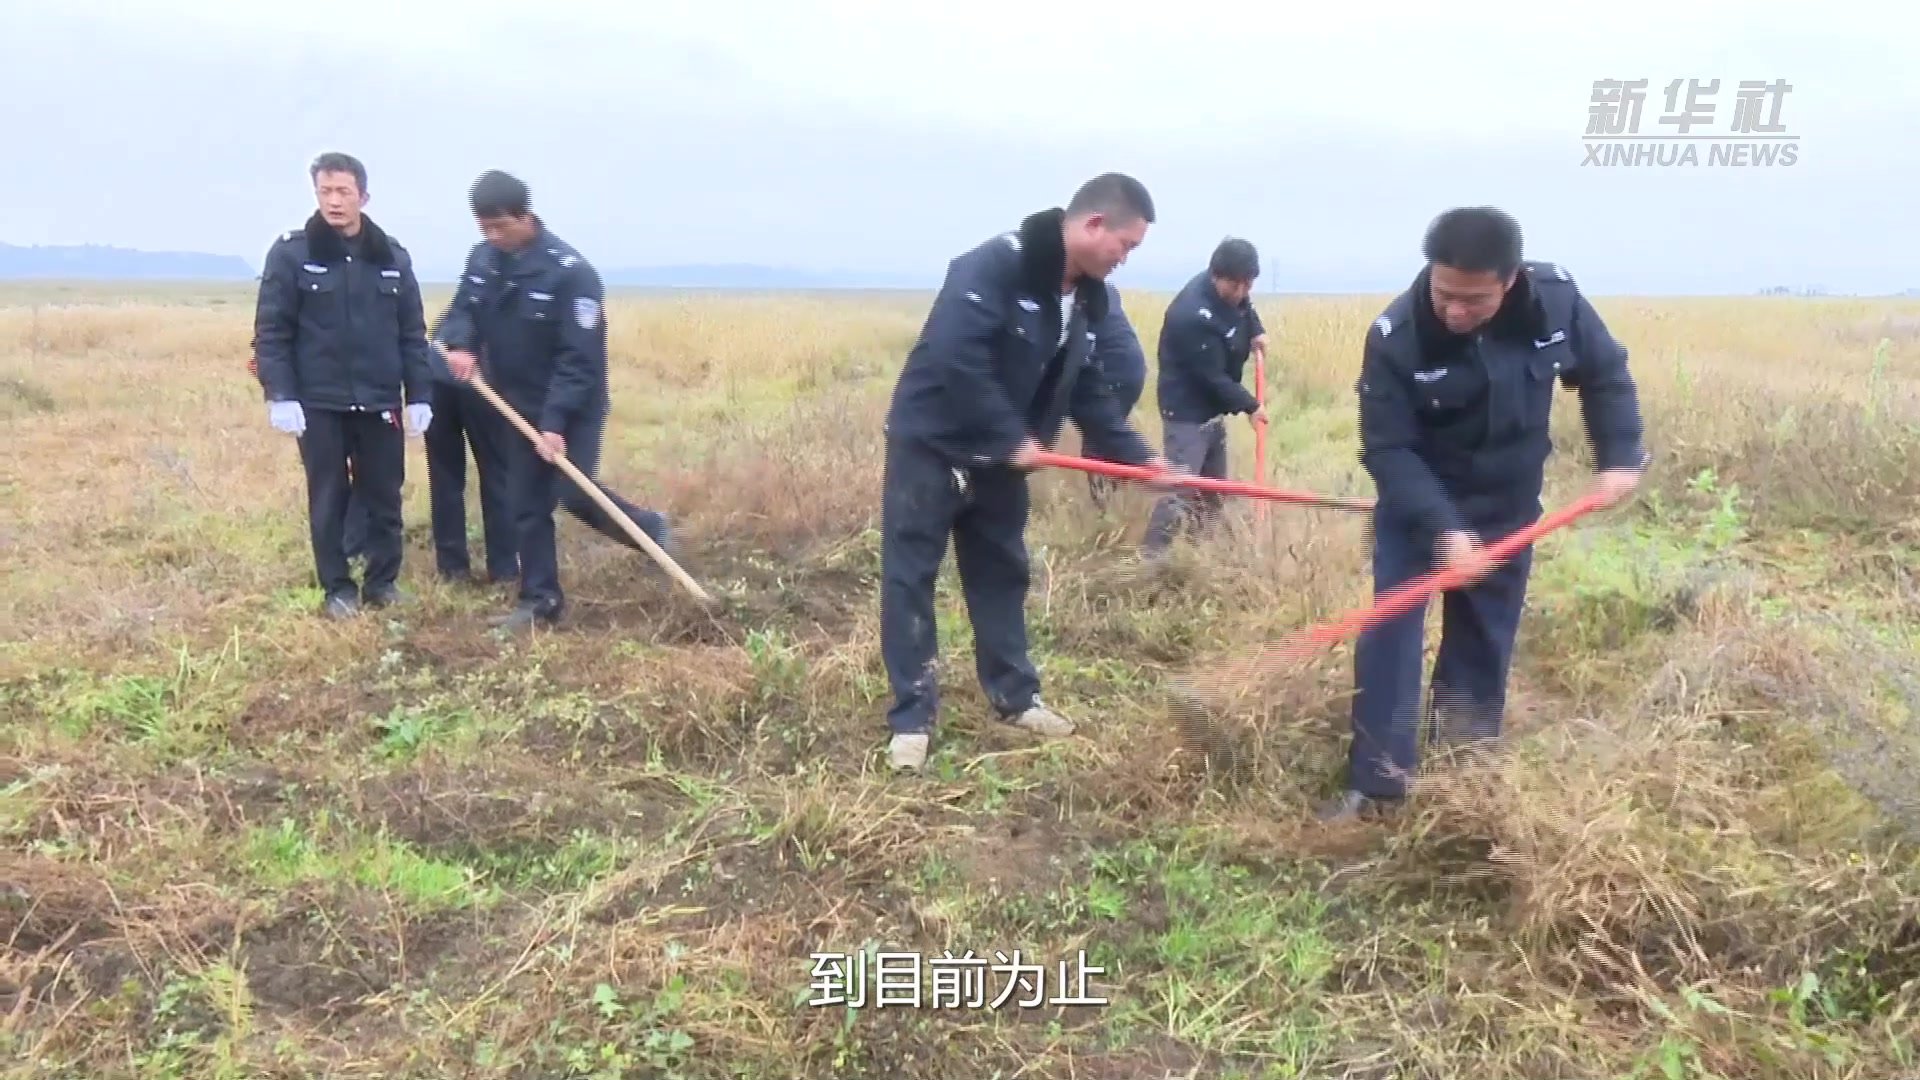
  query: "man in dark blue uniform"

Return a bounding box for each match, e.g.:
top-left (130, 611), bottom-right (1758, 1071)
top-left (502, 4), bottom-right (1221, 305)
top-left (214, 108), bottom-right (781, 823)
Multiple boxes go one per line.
top-left (880, 172), bottom-right (1173, 772)
top-left (1140, 238), bottom-right (1268, 555)
top-left (1320, 207), bottom-right (1648, 822)
top-left (253, 152), bottom-right (434, 619)
top-left (1084, 281), bottom-right (1148, 508)
top-left (420, 329), bottom-right (518, 586)
top-left (250, 344), bottom-right (367, 562)
top-left (433, 170), bottom-right (672, 632)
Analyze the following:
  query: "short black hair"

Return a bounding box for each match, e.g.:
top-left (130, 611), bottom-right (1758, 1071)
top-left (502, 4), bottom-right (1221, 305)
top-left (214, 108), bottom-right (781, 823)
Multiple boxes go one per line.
top-left (1422, 207), bottom-right (1524, 276)
top-left (470, 170), bottom-right (532, 218)
top-left (1066, 172), bottom-right (1156, 226)
top-left (309, 152), bottom-right (367, 193)
top-left (1209, 237), bottom-right (1259, 282)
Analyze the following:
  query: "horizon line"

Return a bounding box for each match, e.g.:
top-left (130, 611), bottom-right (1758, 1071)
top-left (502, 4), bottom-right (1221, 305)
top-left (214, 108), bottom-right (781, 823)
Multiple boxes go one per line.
top-left (0, 277), bottom-right (1909, 301)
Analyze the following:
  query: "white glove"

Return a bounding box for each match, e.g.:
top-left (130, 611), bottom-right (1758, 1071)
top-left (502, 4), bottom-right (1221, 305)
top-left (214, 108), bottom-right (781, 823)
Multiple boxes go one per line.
top-left (269, 400), bottom-right (305, 435)
top-left (405, 402), bottom-right (433, 436)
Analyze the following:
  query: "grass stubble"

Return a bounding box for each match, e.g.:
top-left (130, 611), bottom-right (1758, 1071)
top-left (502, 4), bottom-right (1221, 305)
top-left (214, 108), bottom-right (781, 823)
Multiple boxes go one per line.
top-left (2, 281), bottom-right (1919, 1077)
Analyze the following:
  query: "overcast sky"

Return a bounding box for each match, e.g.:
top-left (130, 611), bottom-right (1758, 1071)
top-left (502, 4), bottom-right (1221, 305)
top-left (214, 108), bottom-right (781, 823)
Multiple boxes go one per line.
top-left (4, 0), bottom-right (1916, 293)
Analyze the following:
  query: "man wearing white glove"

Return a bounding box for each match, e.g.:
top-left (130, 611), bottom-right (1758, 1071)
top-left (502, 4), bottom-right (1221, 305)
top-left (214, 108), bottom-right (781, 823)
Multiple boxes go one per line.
top-left (252, 345), bottom-right (368, 560)
top-left (253, 152), bottom-right (435, 618)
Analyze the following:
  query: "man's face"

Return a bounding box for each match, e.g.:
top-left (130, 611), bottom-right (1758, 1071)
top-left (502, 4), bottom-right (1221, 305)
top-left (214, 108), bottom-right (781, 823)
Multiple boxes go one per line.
top-left (1428, 263), bottom-right (1516, 334)
top-left (313, 170), bottom-right (365, 232)
top-left (1212, 275), bottom-right (1253, 306)
top-left (478, 212), bottom-right (538, 252)
top-left (1068, 213), bottom-right (1148, 281)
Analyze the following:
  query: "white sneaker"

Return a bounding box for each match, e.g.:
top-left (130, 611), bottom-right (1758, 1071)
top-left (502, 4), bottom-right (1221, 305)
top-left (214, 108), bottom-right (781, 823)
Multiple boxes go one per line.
top-left (889, 731), bottom-right (930, 771)
top-left (1005, 702), bottom-right (1075, 738)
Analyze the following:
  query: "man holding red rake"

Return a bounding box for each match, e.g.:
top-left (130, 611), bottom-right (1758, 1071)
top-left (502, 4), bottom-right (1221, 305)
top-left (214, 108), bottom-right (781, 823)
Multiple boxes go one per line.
top-left (1319, 207), bottom-right (1648, 823)
top-left (878, 173), bottom-right (1174, 773)
top-left (1140, 237), bottom-right (1269, 557)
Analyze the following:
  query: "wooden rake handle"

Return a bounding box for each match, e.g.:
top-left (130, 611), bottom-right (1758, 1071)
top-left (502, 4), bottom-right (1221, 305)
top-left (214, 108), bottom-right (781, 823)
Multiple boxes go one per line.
top-left (429, 340), bottom-right (713, 605)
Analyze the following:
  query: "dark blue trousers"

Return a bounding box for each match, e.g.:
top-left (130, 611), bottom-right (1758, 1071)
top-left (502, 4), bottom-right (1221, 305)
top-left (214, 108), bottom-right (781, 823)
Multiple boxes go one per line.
top-left (343, 490), bottom-right (367, 562)
top-left (424, 376), bottom-right (518, 582)
top-left (301, 456), bottom-right (361, 561)
top-left (297, 407), bottom-right (404, 601)
top-left (1347, 510), bottom-right (1535, 799)
top-left (506, 403), bottom-right (668, 615)
top-left (880, 433), bottom-right (1040, 734)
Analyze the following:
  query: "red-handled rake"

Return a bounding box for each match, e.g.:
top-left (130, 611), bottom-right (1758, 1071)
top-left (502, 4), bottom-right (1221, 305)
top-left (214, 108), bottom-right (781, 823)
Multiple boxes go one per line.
top-left (1166, 490), bottom-right (1611, 774)
top-left (1031, 450), bottom-right (1376, 514)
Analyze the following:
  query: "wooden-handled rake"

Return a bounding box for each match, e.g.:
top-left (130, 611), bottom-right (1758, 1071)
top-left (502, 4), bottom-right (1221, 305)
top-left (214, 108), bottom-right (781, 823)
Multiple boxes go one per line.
top-left (426, 339), bottom-right (713, 606)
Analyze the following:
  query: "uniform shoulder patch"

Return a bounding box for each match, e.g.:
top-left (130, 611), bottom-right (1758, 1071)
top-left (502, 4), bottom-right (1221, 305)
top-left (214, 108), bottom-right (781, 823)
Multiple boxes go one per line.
top-left (1529, 260), bottom-right (1573, 284)
top-left (1374, 315), bottom-right (1394, 337)
top-left (1196, 307), bottom-right (1212, 320)
top-left (573, 297), bottom-right (600, 330)
top-left (1000, 232), bottom-right (1021, 252)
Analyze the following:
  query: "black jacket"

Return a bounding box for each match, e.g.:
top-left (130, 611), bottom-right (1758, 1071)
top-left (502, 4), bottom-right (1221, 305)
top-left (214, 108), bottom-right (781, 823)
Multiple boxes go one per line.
top-left (432, 221), bottom-right (608, 435)
top-left (1091, 282), bottom-right (1148, 416)
top-left (884, 208), bottom-right (1153, 469)
top-left (1356, 260), bottom-right (1646, 534)
top-left (252, 212), bottom-right (432, 412)
top-left (1155, 271), bottom-right (1265, 423)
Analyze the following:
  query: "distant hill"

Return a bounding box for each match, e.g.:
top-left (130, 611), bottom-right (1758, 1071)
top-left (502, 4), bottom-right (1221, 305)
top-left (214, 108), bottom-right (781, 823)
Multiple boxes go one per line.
top-left (0, 241), bottom-right (255, 281)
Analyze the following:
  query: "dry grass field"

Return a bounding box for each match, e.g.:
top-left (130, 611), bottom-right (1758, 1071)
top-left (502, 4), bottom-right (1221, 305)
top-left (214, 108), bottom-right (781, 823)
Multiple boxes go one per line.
top-left (4, 277), bottom-right (1920, 1079)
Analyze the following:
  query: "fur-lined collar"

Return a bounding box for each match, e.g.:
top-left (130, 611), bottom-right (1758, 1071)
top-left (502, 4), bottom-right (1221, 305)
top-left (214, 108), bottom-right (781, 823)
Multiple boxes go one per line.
top-left (303, 211), bottom-right (396, 264)
top-left (1015, 208), bottom-right (1111, 323)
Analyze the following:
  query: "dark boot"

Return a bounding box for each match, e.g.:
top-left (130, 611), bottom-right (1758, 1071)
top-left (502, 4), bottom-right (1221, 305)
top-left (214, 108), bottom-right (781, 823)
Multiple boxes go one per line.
top-left (321, 591), bottom-right (361, 620)
top-left (489, 599), bottom-right (562, 633)
top-left (1314, 788), bottom-right (1402, 824)
top-left (361, 583), bottom-right (406, 609)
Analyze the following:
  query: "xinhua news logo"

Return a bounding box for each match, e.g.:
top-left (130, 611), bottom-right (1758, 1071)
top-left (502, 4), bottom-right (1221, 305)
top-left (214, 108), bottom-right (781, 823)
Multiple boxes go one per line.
top-left (1583, 78), bottom-right (1798, 167)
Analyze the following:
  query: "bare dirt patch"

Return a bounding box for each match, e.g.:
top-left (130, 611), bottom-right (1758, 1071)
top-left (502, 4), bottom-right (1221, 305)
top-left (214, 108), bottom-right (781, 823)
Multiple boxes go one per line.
top-left (347, 756), bottom-right (658, 856)
top-left (231, 675), bottom-right (394, 749)
top-left (0, 854), bottom-right (120, 956)
top-left (235, 884), bottom-right (473, 1022)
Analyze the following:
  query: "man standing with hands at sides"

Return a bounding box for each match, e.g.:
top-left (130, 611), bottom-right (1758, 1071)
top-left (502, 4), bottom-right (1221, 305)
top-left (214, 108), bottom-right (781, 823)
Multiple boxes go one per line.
top-left (433, 170), bottom-right (673, 633)
top-left (1140, 237), bottom-right (1268, 557)
top-left (253, 152), bottom-right (434, 619)
top-left (249, 343), bottom-right (368, 562)
top-left (1321, 207), bottom-right (1647, 823)
top-left (879, 172), bottom-right (1176, 773)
